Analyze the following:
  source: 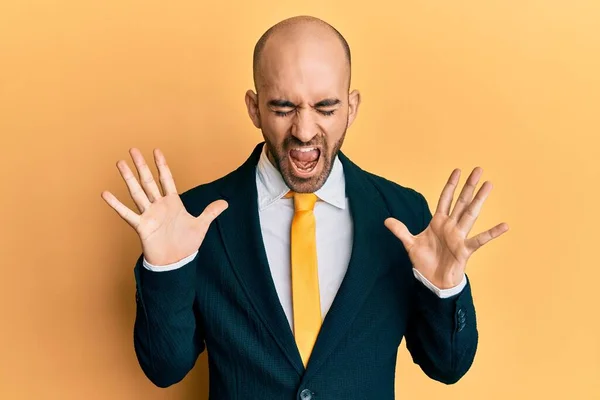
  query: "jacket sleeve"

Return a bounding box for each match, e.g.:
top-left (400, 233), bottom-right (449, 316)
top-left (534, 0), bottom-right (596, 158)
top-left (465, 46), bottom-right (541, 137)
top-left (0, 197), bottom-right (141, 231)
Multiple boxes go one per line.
top-left (132, 253), bottom-right (205, 388)
top-left (403, 192), bottom-right (478, 384)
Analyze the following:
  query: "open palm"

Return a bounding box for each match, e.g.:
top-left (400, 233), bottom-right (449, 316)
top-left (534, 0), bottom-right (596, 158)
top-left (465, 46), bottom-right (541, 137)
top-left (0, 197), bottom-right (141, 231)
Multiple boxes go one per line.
top-left (385, 167), bottom-right (509, 289)
top-left (101, 148), bottom-right (228, 266)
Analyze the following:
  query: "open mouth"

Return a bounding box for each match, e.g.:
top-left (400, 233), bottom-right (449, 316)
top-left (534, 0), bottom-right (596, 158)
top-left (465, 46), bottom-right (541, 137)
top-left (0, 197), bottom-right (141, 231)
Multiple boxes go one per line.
top-left (288, 147), bottom-right (321, 177)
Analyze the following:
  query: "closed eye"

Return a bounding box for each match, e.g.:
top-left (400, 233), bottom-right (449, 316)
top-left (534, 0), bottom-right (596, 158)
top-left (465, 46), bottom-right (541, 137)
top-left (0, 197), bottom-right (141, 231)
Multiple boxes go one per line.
top-left (318, 109), bottom-right (336, 116)
top-left (274, 109), bottom-right (336, 117)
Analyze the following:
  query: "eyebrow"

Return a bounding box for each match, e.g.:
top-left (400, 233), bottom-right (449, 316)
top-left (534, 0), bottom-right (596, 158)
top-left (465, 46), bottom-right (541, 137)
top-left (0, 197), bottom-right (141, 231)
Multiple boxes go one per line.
top-left (314, 98), bottom-right (341, 107)
top-left (268, 99), bottom-right (295, 108)
top-left (267, 98), bottom-right (341, 108)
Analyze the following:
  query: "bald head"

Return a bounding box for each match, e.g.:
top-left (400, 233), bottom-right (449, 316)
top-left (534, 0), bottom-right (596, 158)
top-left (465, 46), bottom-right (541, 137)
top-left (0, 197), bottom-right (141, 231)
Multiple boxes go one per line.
top-left (244, 16), bottom-right (361, 193)
top-left (252, 16), bottom-right (351, 92)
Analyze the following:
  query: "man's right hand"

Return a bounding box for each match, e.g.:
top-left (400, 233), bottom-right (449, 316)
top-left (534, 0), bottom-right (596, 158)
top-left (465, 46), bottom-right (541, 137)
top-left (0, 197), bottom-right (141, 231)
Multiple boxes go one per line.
top-left (101, 148), bottom-right (228, 266)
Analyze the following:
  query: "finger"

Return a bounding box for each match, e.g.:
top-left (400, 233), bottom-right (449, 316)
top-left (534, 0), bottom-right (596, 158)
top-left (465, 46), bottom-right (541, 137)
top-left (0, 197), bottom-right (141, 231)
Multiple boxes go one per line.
top-left (196, 199), bottom-right (229, 230)
top-left (435, 169), bottom-right (461, 216)
top-left (449, 167), bottom-right (483, 220)
top-left (457, 181), bottom-right (493, 234)
top-left (154, 148), bottom-right (178, 196)
top-left (384, 217), bottom-right (415, 250)
top-left (116, 160), bottom-right (151, 213)
top-left (101, 190), bottom-right (141, 228)
top-left (129, 148), bottom-right (162, 202)
top-left (465, 222), bottom-right (509, 253)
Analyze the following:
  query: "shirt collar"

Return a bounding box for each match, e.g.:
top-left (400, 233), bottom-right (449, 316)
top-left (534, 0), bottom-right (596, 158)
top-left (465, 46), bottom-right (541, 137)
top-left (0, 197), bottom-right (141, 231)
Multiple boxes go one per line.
top-left (256, 144), bottom-right (346, 211)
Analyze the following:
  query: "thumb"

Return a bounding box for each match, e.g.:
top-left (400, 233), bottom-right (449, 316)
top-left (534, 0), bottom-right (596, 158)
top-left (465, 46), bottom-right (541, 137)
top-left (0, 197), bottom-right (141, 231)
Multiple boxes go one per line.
top-left (197, 199), bottom-right (229, 226)
top-left (384, 217), bottom-right (415, 250)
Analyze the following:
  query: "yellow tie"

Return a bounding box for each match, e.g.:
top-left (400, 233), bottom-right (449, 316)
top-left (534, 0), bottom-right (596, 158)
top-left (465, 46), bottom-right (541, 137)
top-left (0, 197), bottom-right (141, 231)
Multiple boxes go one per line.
top-left (287, 191), bottom-right (322, 367)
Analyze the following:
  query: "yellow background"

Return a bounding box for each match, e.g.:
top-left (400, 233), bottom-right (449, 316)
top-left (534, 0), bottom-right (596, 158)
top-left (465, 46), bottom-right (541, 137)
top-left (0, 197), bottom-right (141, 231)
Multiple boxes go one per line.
top-left (1, 1), bottom-right (599, 399)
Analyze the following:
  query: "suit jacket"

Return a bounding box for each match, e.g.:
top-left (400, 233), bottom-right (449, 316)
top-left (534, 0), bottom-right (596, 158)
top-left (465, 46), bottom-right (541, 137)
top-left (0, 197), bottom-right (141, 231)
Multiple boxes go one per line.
top-left (132, 142), bottom-right (478, 399)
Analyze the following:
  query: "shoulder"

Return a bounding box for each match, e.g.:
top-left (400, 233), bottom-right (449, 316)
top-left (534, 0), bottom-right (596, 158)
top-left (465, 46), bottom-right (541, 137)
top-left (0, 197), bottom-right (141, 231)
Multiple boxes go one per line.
top-left (342, 153), bottom-right (428, 213)
top-left (345, 159), bottom-right (431, 232)
top-left (339, 151), bottom-right (425, 202)
top-left (363, 169), bottom-right (426, 207)
top-left (177, 167), bottom-right (241, 217)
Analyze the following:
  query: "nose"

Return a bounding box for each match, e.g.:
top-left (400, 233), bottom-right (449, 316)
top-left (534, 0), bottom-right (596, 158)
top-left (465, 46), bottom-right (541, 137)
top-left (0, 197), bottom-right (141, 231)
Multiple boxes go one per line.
top-left (291, 109), bottom-right (318, 143)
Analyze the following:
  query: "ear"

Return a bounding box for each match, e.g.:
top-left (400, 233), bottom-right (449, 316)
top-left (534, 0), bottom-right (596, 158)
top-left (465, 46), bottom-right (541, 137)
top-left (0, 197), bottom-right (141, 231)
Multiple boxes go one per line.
top-left (245, 90), bottom-right (261, 129)
top-left (347, 89), bottom-right (361, 128)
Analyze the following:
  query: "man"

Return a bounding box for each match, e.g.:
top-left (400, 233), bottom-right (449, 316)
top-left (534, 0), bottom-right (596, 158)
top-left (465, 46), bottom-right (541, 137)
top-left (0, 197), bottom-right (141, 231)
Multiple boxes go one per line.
top-left (101, 16), bottom-right (508, 399)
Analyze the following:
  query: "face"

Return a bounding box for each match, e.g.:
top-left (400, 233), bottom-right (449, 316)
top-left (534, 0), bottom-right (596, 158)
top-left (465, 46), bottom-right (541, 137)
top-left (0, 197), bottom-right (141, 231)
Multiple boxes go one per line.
top-left (246, 30), bottom-right (360, 193)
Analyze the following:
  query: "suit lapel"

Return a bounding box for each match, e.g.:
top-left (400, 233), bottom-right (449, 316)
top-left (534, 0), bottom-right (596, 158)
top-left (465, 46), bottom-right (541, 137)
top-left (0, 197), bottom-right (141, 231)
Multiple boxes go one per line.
top-left (216, 143), bottom-right (394, 379)
top-left (216, 143), bottom-right (305, 376)
top-left (300, 150), bottom-right (393, 383)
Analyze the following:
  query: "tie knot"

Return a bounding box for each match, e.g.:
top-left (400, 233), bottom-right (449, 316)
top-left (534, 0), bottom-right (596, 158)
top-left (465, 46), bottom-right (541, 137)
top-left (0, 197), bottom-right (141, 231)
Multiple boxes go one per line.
top-left (287, 191), bottom-right (318, 212)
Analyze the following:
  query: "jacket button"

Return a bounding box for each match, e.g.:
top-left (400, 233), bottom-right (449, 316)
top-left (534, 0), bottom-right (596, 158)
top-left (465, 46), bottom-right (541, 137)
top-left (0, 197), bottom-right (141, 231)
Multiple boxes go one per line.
top-left (300, 388), bottom-right (313, 399)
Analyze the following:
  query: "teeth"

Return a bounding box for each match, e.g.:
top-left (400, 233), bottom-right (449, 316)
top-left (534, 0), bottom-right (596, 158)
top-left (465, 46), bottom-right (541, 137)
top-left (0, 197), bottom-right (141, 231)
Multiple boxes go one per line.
top-left (294, 147), bottom-right (316, 152)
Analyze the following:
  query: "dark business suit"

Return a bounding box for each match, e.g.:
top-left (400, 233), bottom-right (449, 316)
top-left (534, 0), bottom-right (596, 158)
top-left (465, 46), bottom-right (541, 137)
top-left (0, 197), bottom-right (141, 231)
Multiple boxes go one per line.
top-left (132, 142), bottom-right (478, 399)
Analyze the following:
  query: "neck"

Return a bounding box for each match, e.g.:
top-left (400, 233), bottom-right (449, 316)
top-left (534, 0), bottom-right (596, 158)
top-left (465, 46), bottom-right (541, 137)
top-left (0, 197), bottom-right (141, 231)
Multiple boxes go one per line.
top-left (265, 146), bottom-right (280, 172)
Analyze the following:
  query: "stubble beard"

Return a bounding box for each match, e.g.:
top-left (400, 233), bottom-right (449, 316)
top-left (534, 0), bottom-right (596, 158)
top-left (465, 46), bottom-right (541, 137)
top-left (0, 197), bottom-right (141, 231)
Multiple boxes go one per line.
top-left (263, 129), bottom-right (347, 193)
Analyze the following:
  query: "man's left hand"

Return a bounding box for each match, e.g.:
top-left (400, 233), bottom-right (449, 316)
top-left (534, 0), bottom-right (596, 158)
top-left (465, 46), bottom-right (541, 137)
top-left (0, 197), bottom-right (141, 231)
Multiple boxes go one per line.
top-left (384, 167), bottom-right (509, 289)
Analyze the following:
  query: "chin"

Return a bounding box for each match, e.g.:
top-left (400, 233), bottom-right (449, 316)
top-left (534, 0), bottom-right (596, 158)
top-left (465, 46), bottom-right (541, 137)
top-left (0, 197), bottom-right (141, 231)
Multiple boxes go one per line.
top-left (264, 137), bottom-right (340, 193)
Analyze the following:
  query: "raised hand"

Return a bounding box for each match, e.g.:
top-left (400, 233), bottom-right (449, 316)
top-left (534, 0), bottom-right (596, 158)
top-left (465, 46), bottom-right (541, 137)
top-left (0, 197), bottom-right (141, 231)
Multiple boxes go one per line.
top-left (384, 167), bottom-right (509, 289)
top-left (101, 148), bottom-right (228, 266)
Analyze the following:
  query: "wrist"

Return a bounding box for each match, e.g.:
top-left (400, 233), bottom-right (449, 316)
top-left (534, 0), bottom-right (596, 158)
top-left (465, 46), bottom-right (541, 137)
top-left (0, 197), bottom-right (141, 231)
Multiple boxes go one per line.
top-left (144, 251), bottom-right (196, 268)
top-left (430, 268), bottom-right (464, 289)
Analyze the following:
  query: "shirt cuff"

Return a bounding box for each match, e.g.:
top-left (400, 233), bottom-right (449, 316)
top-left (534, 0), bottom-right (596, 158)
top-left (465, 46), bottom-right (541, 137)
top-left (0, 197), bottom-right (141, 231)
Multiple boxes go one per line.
top-left (142, 250), bottom-right (199, 272)
top-left (412, 268), bottom-right (467, 298)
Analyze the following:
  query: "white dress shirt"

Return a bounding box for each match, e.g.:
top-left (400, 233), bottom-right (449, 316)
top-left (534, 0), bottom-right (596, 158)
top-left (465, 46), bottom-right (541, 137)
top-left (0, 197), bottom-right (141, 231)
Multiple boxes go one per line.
top-left (144, 146), bottom-right (467, 331)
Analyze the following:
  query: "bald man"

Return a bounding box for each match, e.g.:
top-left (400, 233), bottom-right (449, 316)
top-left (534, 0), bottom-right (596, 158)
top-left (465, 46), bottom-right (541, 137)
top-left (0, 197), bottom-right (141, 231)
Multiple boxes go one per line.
top-left (104, 15), bottom-right (508, 400)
